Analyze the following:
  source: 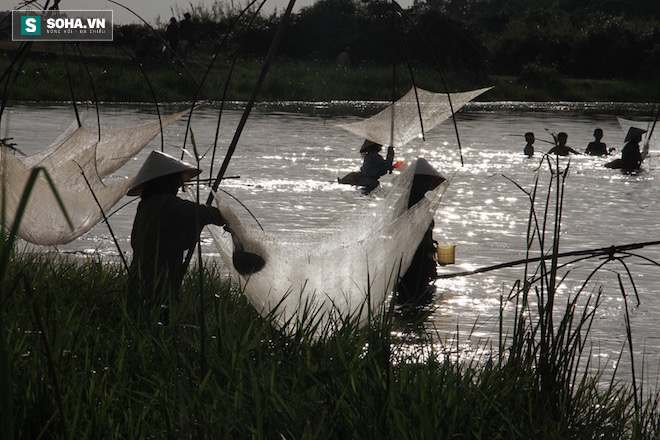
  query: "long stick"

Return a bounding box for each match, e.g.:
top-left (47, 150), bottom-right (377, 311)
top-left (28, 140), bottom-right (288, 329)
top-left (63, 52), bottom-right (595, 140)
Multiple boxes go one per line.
top-left (436, 240), bottom-right (660, 279)
top-left (182, 0), bottom-right (297, 271)
top-left (179, 0), bottom-right (263, 160)
top-left (394, 1), bottom-right (465, 165)
top-left (206, 0), bottom-right (297, 202)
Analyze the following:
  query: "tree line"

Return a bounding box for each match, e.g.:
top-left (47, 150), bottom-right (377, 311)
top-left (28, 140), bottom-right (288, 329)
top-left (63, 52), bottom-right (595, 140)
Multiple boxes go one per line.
top-left (107, 0), bottom-right (660, 83)
top-left (2, 0), bottom-right (659, 88)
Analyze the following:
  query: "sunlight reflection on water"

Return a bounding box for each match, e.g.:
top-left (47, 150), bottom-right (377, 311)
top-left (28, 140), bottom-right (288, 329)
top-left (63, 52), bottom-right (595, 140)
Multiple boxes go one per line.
top-left (5, 102), bottom-right (660, 387)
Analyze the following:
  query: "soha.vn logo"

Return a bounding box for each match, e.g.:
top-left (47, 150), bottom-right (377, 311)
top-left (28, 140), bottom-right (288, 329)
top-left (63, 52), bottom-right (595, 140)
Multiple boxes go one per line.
top-left (21, 16), bottom-right (41, 35)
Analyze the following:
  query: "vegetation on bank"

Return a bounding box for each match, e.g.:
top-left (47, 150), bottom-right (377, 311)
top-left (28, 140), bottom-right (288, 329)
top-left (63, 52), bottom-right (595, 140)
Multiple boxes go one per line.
top-left (2, 249), bottom-right (659, 438)
top-left (2, 46), bottom-right (659, 105)
top-left (2, 154), bottom-right (660, 438)
top-left (2, 0), bottom-right (660, 104)
top-left (2, 2), bottom-right (660, 437)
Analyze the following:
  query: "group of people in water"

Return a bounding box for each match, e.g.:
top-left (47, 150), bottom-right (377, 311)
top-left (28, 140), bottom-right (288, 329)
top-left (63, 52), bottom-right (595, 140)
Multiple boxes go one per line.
top-left (523, 126), bottom-right (648, 172)
top-left (126, 122), bottom-right (650, 323)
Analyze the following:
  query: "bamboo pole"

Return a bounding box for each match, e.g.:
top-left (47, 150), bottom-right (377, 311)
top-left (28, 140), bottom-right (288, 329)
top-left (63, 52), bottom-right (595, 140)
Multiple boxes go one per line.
top-left (182, 0), bottom-right (298, 273)
top-left (436, 240), bottom-right (660, 279)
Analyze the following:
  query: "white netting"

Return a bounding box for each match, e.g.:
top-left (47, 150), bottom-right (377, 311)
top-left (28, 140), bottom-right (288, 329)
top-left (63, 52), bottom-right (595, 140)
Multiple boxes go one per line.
top-left (21, 109), bottom-right (190, 184)
top-left (0, 109), bottom-right (189, 245)
top-left (208, 160), bottom-right (449, 336)
top-left (336, 87), bottom-right (492, 147)
top-left (1, 147), bottom-right (130, 245)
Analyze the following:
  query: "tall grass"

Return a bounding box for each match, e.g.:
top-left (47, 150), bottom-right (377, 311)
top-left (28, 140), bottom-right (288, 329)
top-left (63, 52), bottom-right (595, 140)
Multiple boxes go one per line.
top-left (1, 166), bottom-right (73, 439)
top-left (2, 159), bottom-right (660, 438)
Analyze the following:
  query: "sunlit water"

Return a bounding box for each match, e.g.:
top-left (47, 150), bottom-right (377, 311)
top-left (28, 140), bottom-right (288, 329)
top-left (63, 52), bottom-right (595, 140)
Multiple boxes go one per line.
top-left (4, 101), bottom-right (660, 388)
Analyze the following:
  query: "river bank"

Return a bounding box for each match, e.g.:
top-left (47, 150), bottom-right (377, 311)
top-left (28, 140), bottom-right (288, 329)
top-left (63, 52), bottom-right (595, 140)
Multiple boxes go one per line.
top-left (3, 42), bottom-right (659, 104)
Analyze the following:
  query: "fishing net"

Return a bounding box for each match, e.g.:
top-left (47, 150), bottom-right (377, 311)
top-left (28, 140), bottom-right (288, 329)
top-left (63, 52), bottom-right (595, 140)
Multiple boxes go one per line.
top-left (22, 109), bottom-right (190, 184)
top-left (0, 109), bottom-right (189, 245)
top-left (1, 147), bottom-right (130, 245)
top-left (207, 160), bottom-right (449, 336)
top-left (336, 87), bottom-right (492, 147)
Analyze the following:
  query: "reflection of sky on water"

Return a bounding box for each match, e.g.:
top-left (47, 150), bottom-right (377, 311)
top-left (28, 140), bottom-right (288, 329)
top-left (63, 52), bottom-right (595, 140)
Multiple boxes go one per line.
top-left (5, 102), bottom-right (660, 387)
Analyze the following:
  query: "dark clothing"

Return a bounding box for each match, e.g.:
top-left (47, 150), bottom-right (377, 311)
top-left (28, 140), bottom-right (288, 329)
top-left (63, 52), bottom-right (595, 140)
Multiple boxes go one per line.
top-left (548, 145), bottom-right (580, 156)
top-left (523, 143), bottom-right (534, 157)
top-left (397, 167), bottom-right (447, 304)
top-left (585, 141), bottom-right (608, 156)
top-left (178, 17), bottom-right (194, 59)
top-left (179, 18), bottom-right (194, 41)
top-left (621, 141), bottom-right (642, 171)
top-left (165, 21), bottom-right (179, 48)
top-left (397, 222), bottom-right (437, 305)
top-left (129, 191), bottom-right (224, 306)
top-left (359, 146), bottom-right (394, 192)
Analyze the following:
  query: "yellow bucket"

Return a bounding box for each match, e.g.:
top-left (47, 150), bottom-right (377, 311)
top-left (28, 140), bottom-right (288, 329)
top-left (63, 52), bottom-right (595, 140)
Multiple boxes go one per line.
top-left (436, 242), bottom-right (456, 265)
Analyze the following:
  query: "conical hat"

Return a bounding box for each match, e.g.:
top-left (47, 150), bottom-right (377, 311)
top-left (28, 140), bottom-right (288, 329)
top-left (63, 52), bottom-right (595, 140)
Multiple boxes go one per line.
top-left (359, 139), bottom-right (382, 153)
top-left (625, 126), bottom-right (647, 142)
top-left (414, 157), bottom-right (445, 179)
top-left (127, 150), bottom-right (201, 196)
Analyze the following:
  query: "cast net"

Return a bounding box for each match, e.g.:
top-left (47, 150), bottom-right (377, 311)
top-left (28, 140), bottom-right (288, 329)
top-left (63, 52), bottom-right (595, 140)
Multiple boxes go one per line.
top-left (0, 109), bottom-right (189, 245)
top-left (336, 87), bottom-right (492, 147)
top-left (21, 109), bottom-right (190, 183)
top-left (207, 160), bottom-right (449, 337)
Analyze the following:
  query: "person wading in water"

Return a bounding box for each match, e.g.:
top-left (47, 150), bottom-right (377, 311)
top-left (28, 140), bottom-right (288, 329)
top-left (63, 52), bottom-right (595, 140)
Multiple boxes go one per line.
top-left (338, 139), bottom-right (395, 194)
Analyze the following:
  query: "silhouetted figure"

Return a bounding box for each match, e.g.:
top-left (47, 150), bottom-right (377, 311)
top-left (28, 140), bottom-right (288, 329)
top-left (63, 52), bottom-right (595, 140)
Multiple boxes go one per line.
top-left (397, 159), bottom-right (446, 305)
top-left (548, 132), bottom-right (580, 156)
top-left (585, 128), bottom-right (609, 156)
top-left (338, 47), bottom-right (351, 67)
top-left (523, 131), bottom-right (535, 157)
top-left (164, 17), bottom-right (179, 59)
top-left (178, 12), bottom-right (194, 61)
top-left (337, 140), bottom-right (395, 194)
top-left (127, 151), bottom-right (226, 324)
top-left (620, 127), bottom-right (647, 172)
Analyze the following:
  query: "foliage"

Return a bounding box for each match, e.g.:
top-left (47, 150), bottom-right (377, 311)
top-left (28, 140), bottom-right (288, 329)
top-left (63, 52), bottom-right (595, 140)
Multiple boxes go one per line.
top-left (2, 237), bottom-right (659, 438)
top-left (2, 0), bottom-right (660, 102)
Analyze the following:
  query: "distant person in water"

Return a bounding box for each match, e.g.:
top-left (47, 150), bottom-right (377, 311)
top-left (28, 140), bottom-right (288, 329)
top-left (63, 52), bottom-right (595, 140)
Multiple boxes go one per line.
top-left (585, 128), bottom-right (610, 156)
top-left (338, 140), bottom-right (395, 194)
top-left (523, 131), bottom-right (535, 157)
top-left (548, 132), bottom-right (580, 156)
top-left (620, 126), bottom-right (647, 172)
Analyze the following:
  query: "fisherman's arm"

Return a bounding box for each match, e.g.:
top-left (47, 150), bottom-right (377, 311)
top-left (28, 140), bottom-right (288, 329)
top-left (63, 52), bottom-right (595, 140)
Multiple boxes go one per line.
top-left (385, 146), bottom-right (395, 171)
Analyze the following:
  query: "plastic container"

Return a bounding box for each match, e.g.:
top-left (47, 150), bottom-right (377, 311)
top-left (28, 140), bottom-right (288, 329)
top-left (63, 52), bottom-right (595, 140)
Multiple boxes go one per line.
top-left (436, 242), bottom-right (456, 265)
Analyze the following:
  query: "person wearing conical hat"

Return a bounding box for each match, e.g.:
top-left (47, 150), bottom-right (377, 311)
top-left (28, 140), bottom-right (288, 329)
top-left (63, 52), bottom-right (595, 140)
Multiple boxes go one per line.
top-left (358, 140), bottom-right (394, 193)
top-left (397, 158), bottom-right (447, 304)
top-left (337, 139), bottom-right (395, 194)
top-left (127, 151), bottom-right (226, 322)
top-left (620, 126), bottom-right (647, 172)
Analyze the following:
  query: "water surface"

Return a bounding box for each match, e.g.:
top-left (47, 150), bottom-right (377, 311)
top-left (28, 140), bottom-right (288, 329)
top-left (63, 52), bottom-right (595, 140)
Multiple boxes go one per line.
top-left (4, 101), bottom-right (660, 386)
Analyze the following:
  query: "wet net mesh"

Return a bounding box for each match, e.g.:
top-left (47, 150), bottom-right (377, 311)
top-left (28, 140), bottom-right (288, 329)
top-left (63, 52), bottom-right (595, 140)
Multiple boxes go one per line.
top-left (207, 160), bottom-right (449, 336)
top-left (336, 87), bottom-right (492, 147)
top-left (0, 110), bottom-right (189, 245)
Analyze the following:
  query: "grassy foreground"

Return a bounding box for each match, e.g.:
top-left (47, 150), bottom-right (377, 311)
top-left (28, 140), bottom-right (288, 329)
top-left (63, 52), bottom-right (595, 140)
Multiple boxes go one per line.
top-left (3, 46), bottom-right (660, 438)
top-left (1, 248), bottom-right (658, 438)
